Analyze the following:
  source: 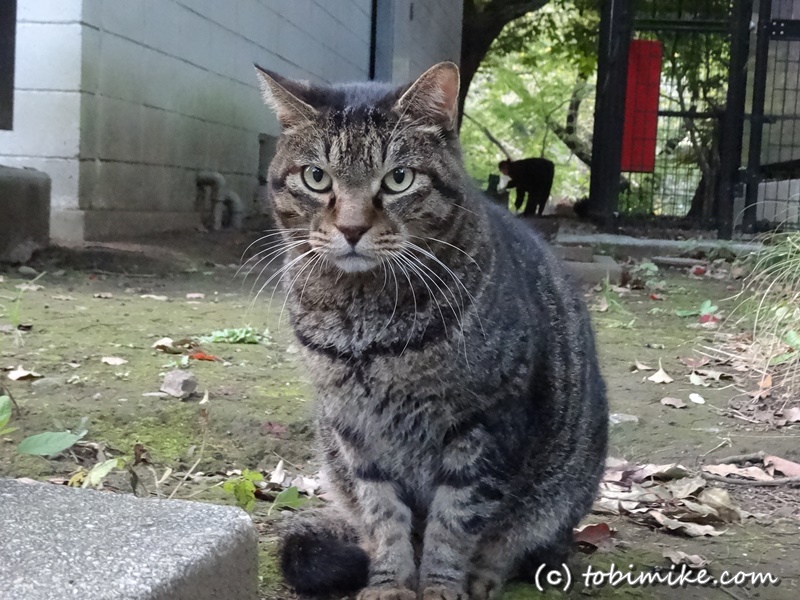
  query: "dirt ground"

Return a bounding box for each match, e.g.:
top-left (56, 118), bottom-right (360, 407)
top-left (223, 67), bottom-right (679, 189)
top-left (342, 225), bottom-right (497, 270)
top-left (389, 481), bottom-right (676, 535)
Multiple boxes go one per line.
top-left (1, 230), bottom-right (798, 600)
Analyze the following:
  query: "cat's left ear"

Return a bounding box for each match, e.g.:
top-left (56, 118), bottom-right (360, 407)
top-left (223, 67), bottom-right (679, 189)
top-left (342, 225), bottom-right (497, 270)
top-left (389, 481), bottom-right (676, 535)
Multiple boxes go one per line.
top-left (254, 64), bottom-right (317, 130)
top-left (394, 62), bottom-right (460, 131)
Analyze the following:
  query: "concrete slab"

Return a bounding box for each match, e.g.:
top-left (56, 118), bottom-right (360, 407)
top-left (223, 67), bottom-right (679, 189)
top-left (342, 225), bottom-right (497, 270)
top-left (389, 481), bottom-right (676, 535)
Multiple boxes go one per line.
top-left (563, 255), bottom-right (623, 285)
top-left (555, 232), bottom-right (761, 260)
top-left (0, 165), bottom-right (51, 262)
top-left (0, 478), bottom-right (258, 600)
top-left (553, 245), bottom-right (594, 263)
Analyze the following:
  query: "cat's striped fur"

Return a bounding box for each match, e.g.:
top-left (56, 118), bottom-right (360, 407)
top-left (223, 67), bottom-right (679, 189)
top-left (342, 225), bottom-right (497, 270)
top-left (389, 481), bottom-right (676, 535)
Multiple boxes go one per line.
top-left (255, 62), bottom-right (608, 600)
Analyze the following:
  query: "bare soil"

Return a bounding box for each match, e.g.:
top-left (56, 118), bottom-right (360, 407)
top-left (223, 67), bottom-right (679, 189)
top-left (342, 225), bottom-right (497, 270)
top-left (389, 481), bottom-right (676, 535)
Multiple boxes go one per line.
top-left (1, 231), bottom-right (797, 600)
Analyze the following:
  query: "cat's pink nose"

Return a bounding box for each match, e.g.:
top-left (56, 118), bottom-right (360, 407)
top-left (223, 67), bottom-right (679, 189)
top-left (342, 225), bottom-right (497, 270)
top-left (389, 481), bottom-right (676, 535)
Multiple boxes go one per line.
top-left (336, 224), bottom-right (370, 245)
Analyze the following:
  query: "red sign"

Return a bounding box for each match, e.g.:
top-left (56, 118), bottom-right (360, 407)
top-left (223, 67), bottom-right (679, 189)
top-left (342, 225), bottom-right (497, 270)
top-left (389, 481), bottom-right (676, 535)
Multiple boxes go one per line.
top-left (621, 40), bottom-right (662, 173)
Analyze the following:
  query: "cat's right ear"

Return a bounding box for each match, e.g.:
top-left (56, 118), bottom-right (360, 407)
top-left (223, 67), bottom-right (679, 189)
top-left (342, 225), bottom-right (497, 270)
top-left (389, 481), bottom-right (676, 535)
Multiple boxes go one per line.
top-left (254, 64), bottom-right (317, 130)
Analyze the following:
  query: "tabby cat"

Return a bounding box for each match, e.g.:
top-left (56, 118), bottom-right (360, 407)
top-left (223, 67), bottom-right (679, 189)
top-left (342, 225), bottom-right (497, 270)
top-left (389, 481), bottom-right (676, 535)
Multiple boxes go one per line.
top-left (255, 62), bottom-right (608, 600)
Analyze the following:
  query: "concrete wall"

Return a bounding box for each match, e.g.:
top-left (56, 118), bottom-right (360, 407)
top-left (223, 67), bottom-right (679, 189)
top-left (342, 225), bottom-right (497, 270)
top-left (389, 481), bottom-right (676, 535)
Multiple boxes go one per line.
top-left (0, 0), bottom-right (85, 240)
top-left (1, 0), bottom-right (463, 242)
top-left (77, 0), bottom-right (374, 240)
top-left (374, 0), bottom-right (463, 83)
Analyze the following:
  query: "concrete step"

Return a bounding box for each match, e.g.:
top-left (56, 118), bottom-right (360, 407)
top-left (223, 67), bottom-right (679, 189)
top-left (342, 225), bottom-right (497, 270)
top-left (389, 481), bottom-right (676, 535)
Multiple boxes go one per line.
top-left (0, 478), bottom-right (258, 600)
top-left (562, 254), bottom-right (622, 285)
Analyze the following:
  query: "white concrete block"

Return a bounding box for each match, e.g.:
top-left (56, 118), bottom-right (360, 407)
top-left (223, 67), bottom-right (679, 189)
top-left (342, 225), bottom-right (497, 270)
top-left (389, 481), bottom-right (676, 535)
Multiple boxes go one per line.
top-left (0, 91), bottom-right (81, 158)
top-left (14, 23), bottom-right (83, 91)
top-left (17, 0), bottom-right (82, 23)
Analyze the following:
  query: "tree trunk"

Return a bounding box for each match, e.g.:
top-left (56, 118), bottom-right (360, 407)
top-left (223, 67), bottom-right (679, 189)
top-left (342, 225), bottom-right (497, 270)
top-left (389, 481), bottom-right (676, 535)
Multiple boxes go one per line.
top-left (458, 0), bottom-right (550, 129)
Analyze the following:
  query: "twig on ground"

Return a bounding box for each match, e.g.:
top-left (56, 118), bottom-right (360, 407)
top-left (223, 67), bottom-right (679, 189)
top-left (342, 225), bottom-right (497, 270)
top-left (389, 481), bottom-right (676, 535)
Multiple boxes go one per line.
top-left (713, 451), bottom-right (766, 465)
top-left (1, 384), bottom-right (21, 414)
top-left (701, 473), bottom-right (800, 487)
top-left (700, 438), bottom-right (732, 457)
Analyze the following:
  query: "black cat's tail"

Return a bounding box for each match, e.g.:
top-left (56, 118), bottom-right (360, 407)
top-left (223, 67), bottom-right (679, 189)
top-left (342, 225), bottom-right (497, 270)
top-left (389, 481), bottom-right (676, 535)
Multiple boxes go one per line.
top-left (278, 508), bottom-right (370, 596)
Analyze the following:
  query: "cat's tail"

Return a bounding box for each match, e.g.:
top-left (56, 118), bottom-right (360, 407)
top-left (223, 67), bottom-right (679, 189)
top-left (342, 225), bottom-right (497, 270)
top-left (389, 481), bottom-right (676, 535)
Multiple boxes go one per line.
top-left (278, 507), bottom-right (370, 596)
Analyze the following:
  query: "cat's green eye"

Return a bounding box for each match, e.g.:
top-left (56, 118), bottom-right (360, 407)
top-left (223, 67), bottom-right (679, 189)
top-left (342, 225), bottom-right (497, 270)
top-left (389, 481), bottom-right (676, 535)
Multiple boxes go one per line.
top-left (301, 166), bottom-right (333, 193)
top-left (382, 167), bottom-right (415, 193)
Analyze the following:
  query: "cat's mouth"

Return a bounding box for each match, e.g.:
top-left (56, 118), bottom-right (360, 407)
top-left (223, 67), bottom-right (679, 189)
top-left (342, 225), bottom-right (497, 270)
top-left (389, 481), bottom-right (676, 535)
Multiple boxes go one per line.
top-left (332, 250), bottom-right (379, 273)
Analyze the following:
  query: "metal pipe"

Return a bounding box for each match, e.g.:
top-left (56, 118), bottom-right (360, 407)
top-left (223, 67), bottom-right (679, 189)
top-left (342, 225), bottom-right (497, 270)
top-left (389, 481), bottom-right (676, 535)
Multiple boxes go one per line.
top-left (196, 171), bottom-right (243, 231)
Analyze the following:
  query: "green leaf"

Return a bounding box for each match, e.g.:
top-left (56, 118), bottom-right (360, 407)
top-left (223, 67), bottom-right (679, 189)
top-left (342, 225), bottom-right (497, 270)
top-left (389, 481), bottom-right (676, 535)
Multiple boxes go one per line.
top-left (17, 431), bottom-right (83, 456)
top-left (0, 426), bottom-right (18, 436)
top-left (0, 395), bottom-right (11, 431)
top-left (675, 309), bottom-right (700, 317)
top-left (769, 352), bottom-right (797, 366)
top-left (269, 486), bottom-right (306, 515)
top-left (699, 300), bottom-right (718, 316)
top-left (784, 330), bottom-right (800, 351)
top-left (82, 458), bottom-right (121, 488)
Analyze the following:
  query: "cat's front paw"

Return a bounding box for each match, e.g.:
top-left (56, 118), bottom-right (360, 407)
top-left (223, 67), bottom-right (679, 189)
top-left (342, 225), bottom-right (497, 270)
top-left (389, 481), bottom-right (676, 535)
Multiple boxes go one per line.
top-left (421, 585), bottom-right (465, 600)
top-left (468, 571), bottom-right (502, 600)
top-left (357, 586), bottom-right (417, 600)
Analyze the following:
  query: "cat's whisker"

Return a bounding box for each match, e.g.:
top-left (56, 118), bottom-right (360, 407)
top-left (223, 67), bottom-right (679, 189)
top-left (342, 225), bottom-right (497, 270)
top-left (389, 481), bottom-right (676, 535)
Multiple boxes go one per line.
top-left (403, 241), bottom-right (486, 340)
top-left (239, 228), bottom-right (308, 264)
top-left (375, 256), bottom-right (401, 339)
top-left (237, 238), bottom-right (306, 281)
top-left (387, 255), bottom-right (417, 355)
top-left (298, 254), bottom-right (325, 305)
top-left (399, 250), bottom-right (472, 364)
top-left (392, 250), bottom-right (450, 339)
top-left (249, 247), bottom-right (318, 313)
top-left (242, 240), bottom-right (308, 295)
top-left (277, 252), bottom-right (322, 332)
top-left (408, 234), bottom-right (481, 271)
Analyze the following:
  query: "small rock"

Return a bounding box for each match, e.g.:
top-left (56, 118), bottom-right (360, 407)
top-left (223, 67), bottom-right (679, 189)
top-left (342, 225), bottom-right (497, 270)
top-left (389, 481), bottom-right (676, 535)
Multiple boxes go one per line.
top-left (17, 265), bottom-right (38, 277)
top-left (609, 413), bottom-right (639, 425)
top-left (31, 377), bottom-right (65, 389)
top-left (160, 370), bottom-right (198, 399)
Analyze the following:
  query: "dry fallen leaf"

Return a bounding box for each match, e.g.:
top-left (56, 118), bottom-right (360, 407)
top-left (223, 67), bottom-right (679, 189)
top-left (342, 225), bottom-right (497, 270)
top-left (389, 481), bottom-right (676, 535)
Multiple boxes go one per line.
top-left (681, 356), bottom-right (710, 369)
top-left (661, 397), bottom-right (687, 409)
top-left (689, 393), bottom-right (705, 405)
top-left (140, 294), bottom-right (168, 301)
top-left (702, 464), bottom-right (773, 481)
top-left (573, 522), bottom-right (614, 549)
top-left (8, 366), bottom-right (43, 381)
top-left (631, 463), bottom-right (691, 482)
top-left (782, 406), bottom-right (800, 424)
top-left (689, 372), bottom-right (710, 387)
top-left (269, 459), bottom-right (286, 485)
top-left (101, 356), bottom-right (128, 366)
top-left (665, 476), bottom-right (706, 499)
top-left (764, 455), bottom-right (800, 477)
top-left (663, 549), bottom-right (710, 569)
top-left (591, 296), bottom-right (610, 313)
top-left (15, 283), bottom-right (44, 292)
top-left (93, 292), bottom-right (113, 299)
top-left (697, 488), bottom-right (741, 523)
top-left (648, 510), bottom-right (724, 537)
top-left (648, 361), bottom-right (674, 384)
top-left (632, 360), bottom-right (655, 372)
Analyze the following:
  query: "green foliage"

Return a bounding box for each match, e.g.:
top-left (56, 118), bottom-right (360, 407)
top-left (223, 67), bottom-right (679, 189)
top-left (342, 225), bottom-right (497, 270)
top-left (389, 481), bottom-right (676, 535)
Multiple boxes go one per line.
top-left (461, 3), bottom-right (596, 200)
top-left (675, 300), bottom-right (718, 318)
top-left (82, 458), bottom-right (123, 489)
top-left (17, 430), bottom-right (86, 456)
top-left (268, 486), bottom-right (308, 515)
top-left (199, 326), bottom-right (270, 345)
top-left (463, 0), bottom-right (733, 216)
top-left (223, 469), bottom-right (264, 512)
top-left (0, 395), bottom-right (17, 435)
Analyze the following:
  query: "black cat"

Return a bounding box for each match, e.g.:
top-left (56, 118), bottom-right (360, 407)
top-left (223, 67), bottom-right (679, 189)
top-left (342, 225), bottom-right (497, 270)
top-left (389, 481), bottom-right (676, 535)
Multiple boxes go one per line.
top-left (498, 158), bottom-right (555, 217)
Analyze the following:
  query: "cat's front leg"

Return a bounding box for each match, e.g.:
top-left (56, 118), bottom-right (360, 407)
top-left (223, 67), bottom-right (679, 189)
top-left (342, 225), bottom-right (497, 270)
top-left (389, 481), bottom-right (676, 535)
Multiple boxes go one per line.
top-left (354, 478), bottom-right (417, 600)
top-left (418, 431), bottom-right (503, 600)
